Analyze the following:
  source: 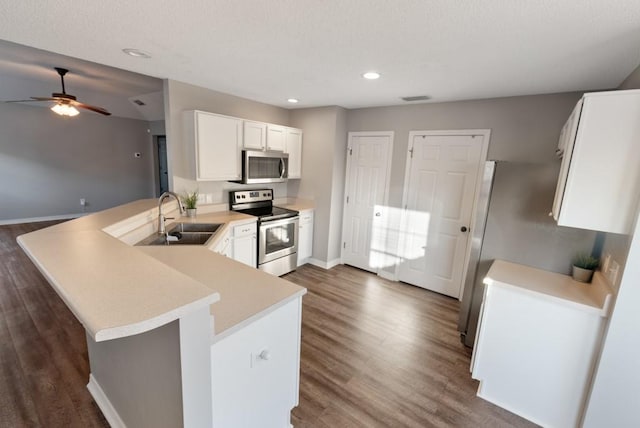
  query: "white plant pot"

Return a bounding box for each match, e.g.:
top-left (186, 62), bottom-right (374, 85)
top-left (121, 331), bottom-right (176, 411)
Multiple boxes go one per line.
top-left (572, 265), bottom-right (594, 283)
top-left (186, 208), bottom-right (197, 218)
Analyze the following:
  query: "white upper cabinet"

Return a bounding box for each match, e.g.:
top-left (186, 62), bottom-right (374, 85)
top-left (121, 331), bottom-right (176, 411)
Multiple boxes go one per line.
top-left (552, 90), bottom-right (640, 234)
top-left (243, 121), bottom-right (267, 150)
top-left (185, 110), bottom-right (303, 180)
top-left (184, 110), bottom-right (242, 181)
top-left (285, 128), bottom-right (303, 179)
top-left (266, 125), bottom-right (286, 151)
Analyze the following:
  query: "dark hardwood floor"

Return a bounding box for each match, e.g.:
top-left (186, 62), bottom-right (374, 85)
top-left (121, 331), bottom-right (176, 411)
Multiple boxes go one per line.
top-left (285, 265), bottom-right (536, 428)
top-left (1, 221), bottom-right (536, 427)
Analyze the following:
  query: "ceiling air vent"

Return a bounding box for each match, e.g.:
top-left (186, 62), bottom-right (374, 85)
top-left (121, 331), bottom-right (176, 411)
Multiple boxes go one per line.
top-left (132, 99), bottom-right (146, 106)
top-left (401, 95), bottom-right (431, 102)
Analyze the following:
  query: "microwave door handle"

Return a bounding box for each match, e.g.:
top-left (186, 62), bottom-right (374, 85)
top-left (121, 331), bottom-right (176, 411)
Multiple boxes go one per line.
top-left (280, 157), bottom-right (286, 179)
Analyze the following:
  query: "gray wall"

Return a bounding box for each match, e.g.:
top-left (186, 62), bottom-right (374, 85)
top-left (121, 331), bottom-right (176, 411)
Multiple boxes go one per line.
top-left (327, 108), bottom-right (348, 262)
top-left (347, 92), bottom-right (583, 208)
top-left (289, 106), bottom-right (346, 263)
top-left (163, 79), bottom-right (290, 202)
top-left (0, 102), bottom-right (155, 222)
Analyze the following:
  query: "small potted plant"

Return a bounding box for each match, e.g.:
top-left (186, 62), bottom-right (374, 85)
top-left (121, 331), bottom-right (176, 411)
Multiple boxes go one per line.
top-left (182, 190), bottom-right (199, 218)
top-left (572, 253), bottom-right (599, 283)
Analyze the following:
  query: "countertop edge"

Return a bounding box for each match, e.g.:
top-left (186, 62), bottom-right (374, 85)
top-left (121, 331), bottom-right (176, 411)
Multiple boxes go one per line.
top-left (483, 260), bottom-right (613, 317)
top-left (211, 288), bottom-right (307, 344)
top-left (95, 292), bottom-right (220, 342)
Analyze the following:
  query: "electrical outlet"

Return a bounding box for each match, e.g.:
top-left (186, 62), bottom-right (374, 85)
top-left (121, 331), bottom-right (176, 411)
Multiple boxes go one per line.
top-left (602, 253), bottom-right (611, 273)
top-left (607, 260), bottom-right (620, 285)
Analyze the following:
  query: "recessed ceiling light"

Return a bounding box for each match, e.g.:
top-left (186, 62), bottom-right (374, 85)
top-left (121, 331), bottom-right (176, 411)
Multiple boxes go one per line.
top-left (287, 98), bottom-right (299, 104)
top-left (362, 71), bottom-right (381, 80)
top-left (122, 48), bottom-right (151, 59)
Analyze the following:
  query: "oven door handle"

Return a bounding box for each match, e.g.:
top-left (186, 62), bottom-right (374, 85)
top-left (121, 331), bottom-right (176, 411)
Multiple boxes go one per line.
top-left (260, 216), bottom-right (299, 229)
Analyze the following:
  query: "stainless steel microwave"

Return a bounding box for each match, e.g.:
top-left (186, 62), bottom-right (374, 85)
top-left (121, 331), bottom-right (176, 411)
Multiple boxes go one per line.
top-left (239, 150), bottom-right (289, 184)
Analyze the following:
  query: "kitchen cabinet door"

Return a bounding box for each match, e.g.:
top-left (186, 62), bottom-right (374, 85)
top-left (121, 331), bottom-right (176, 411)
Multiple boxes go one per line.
top-left (184, 111), bottom-right (242, 181)
top-left (213, 229), bottom-right (232, 258)
top-left (210, 297), bottom-right (302, 428)
top-left (285, 128), bottom-right (303, 179)
top-left (552, 90), bottom-right (640, 234)
top-left (297, 210), bottom-right (313, 266)
top-left (232, 223), bottom-right (257, 268)
top-left (472, 281), bottom-right (606, 428)
top-left (243, 121), bottom-right (267, 151)
top-left (266, 125), bottom-right (286, 152)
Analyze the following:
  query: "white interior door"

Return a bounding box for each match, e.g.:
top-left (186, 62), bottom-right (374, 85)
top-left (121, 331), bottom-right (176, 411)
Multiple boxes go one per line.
top-left (341, 132), bottom-right (393, 273)
top-left (398, 132), bottom-right (486, 298)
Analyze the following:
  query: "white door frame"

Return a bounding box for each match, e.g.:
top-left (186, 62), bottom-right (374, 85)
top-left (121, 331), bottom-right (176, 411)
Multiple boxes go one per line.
top-left (397, 129), bottom-right (491, 299)
top-left (340, 131), bottom-right (395, 274)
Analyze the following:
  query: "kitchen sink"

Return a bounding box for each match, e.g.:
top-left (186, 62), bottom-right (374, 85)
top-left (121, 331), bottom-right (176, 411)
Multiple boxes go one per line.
top-left (135, 223), bottom-right (223, 246)
top-left (168, 223), bottom-right (222, 234)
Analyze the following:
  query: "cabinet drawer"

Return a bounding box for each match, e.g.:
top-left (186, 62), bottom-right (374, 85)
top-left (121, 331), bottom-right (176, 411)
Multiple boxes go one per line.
top-left (299, 210), bottom-right (314, 224)
top-left (234, 222), bottom-right (256, 237)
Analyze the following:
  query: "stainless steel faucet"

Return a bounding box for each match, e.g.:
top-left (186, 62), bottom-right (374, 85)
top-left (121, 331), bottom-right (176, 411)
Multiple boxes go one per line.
top-left (157, 191), bottom-right (185, 235)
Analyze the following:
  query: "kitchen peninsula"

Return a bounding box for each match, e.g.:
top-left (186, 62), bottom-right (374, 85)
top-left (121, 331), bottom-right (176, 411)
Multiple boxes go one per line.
top-left (17, 199), bottom-right (307, 428)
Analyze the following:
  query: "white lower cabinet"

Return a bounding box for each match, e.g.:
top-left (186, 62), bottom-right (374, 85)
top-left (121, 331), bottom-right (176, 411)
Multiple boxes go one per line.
top-left (213, 229), bottom-right (232, 258)
top-left (472, 266), bottom-right (609, 428)
top-left (297, 210), bottom-right (313, 266)
top-left (232, 223), bottom-right (257, 268)
top-left (212, 222), bottom-right (257, 267)
top-left (210, 298), bottom-right (302, 428)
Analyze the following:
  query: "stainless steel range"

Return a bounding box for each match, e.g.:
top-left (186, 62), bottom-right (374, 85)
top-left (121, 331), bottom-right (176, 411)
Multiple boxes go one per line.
top-left (229, 189), bottom-right (299, 276)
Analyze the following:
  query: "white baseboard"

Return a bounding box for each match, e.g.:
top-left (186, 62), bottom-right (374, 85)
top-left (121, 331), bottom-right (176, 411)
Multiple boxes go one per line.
top-left (87, 374), bottom-right (126, 428)
top-left (377, 270), bottom-right (397, 281)
top-left (307, 258), bottom-right (341, 270)
top-left (0, 213), bottom-right (87, 226)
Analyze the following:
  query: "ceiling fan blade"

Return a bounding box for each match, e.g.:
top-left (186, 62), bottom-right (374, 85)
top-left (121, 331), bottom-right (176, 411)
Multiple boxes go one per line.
top-left (4, 99), bottom-right (48, 103)
top-left (31, 96), bottom-right (62, 101)
top-left (69, 100), bottom-right (112, 116)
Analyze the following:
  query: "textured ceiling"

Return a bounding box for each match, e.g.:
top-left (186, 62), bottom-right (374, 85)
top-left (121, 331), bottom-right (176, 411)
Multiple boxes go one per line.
top-left (1, 0), bottom-right (640, 109)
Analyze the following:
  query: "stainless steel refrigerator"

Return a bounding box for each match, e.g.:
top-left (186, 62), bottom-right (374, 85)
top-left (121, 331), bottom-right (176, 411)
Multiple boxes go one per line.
top-left (457, 161), bottom-right (597, 348)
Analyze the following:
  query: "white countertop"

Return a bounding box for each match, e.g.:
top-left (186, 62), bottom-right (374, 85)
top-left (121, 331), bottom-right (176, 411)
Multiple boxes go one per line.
top-left (484, 260), bottom-right (613, 317)
top-left (274, 197), bottom-right (315, 212)
top-left (17, 199), bottom-right (306, 342)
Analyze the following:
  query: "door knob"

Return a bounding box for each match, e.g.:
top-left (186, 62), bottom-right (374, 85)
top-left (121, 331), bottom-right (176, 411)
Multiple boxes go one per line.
top-left (375, 212), bottom-right (381, 217)
top-left (461, 226), bottom-right (468, 232)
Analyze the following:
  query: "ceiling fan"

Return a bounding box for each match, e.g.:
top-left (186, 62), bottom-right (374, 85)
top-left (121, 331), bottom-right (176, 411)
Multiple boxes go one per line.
top-left (5, 67), bottom-right (111, 116)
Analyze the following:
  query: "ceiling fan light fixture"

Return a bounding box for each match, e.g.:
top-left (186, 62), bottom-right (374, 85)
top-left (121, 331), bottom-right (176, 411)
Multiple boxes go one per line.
top-left (51, 102), bottom-right (79, 117)
top-left (287, 98), bottom-right (299, 104)
top-left (122, 48), bottom-right (152, 59)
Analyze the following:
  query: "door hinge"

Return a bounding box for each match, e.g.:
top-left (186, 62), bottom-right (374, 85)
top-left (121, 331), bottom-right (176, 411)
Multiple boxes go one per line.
top-left (349, 148), bottom-right (352, 155)
top-left (409, 147), bottom-right (414, 158)
top-left (343, 242), bottom-right (346, 249)
top-left (346, 196), bottom-right (349, 203)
